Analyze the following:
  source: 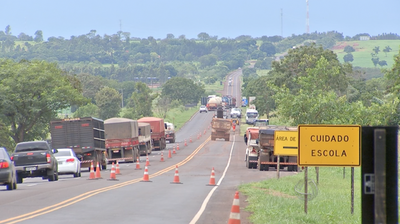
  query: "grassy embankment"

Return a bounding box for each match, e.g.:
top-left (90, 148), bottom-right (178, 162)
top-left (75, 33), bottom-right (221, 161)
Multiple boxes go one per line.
top-left (332, 40), bottom-right (400, 68)
top-left (238, 115), bottom-right (364, 224)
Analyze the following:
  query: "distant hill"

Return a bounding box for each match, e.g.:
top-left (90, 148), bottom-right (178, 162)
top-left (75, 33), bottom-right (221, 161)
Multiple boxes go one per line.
top-left (332, 40), bottom-right (400, 68)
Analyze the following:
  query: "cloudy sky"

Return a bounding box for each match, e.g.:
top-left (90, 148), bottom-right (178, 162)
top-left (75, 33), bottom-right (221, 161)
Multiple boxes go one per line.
top-left (1, 0), bottom-right (399, 40)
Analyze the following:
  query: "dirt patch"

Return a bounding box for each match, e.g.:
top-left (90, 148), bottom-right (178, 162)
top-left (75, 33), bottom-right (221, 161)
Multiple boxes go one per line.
top-left (252, 186), bottom-right (297, 199)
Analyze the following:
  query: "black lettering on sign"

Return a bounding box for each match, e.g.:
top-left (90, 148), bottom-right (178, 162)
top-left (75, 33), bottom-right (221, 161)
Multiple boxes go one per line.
top-left (310, 149), bottom-right (347, 157)
top-left (290, 137), bottom-right (296, 141)
top-left (310, 135), bottom-right (349, 142)
top-left (275, 136), bottom-right (288, 141)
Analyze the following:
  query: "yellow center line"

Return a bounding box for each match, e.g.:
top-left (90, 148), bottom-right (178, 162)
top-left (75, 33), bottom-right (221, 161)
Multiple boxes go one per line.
top-left (1, 137), bottom-right (210, 224)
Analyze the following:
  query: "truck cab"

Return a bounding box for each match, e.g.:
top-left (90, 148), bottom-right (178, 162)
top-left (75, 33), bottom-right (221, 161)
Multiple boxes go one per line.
top-left (165, 122), bottom-right (175, 143)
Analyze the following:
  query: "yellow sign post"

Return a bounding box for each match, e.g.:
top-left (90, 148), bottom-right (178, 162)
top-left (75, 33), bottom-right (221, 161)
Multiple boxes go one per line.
top-left (274, 131), bottom-right (298, 156)
top-left (298, 125), bottom-right (361, 167)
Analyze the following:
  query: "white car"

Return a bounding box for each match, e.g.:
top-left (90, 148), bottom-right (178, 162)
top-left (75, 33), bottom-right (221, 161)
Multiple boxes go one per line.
top-left (54, 148), bottom-right (81, 178)
top-left (199, 105), bottom-right (208, 113)
top-left (230, 107), bottom-right (241, 118)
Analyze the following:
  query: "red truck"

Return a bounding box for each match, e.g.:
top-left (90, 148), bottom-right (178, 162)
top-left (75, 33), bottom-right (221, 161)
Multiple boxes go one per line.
top-left (138, 117), bottom-right (166, 150)
top-left (104, 118), bottom-right (139, 163)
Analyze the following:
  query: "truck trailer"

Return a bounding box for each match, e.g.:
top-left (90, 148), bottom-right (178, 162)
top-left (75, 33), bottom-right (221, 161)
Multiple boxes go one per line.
top-left (50, 117), bottom-right (107, 171)
top-left (138, 117), bottom-right (166, 150)
top-left (138, 123), bottom-right (152, 156)
top-left (104, 117), bottom-right (139, 163)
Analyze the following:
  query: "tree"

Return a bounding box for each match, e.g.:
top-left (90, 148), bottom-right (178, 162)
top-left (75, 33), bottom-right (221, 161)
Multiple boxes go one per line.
top-left (378, 60), bottom-right (387, 67)
top-left (94, 87), bottom-right (121, 120)
top-left (161, 77), bottom-right (205, 105)
top-left (73, 103), bottom-right (99, 118)
top-left (197, 32), bottom-right (210, 41)
top-left (383, 46), bottom-right (392, 57)
top-left (373, 46), bottom-right (380, 55)
top-left (154, 96), bottom-right (172, 119)
top-left (5, 25), bottom-right (11, 35)
top-left (34, 30), bottom-right (43, 42)
top-left (199, 54), bottom-right (217, 68)
top-left (126, 82), bottom-right (155, 119)
top-left (77, 73), bottom-right (105, 103)
top-left (343, 53), bottom-right (354, 62)
top-left (344, 45), bottom-right (355, 53)
top-left (259, 42), bottom-right (276, 56)
top-left (371, 57), bottom-right (379, 67)
top-left (0, 59), bottom-right (87, 143)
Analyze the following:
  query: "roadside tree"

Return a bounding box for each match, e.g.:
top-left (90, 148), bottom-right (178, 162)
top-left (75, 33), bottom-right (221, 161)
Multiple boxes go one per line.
top-left (343, 53), bottom-right (354, 62)
top-left (344, 45), bottom-right (355, 53)
top-left (126, 82), bottom-right (156, 119)
top-left (161, 77), bottom-right (205, 105)
top-left (0, 59), bottom-right (87, 143)
top-left (94, 87), bottom-right (122, 120)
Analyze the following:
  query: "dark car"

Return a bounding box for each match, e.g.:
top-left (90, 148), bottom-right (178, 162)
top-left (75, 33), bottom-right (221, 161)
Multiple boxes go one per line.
top-left (0, 147), bottom-right (17, 190)
top-left (12, 141), bottom-right (58, 183)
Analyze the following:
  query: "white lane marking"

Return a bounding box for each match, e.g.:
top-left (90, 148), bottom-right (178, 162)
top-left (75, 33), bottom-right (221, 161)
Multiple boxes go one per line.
top-left (189, 135), bottom-right (236, 224)
top-left (27, 184), bottom-right (37, 187)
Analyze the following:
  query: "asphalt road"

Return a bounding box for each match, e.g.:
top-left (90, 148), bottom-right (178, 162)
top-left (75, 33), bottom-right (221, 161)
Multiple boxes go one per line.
top-left (0, 69), bottom-right (297, 224)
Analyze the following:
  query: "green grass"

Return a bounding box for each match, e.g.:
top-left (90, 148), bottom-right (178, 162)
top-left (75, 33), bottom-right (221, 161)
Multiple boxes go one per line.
top-left (239, 167), bottom-right (361, 224)
top-left (163, 105), bottom-right (199, 131)
top-left (332, 40), bottom-right (400, 68)
top-left (203, 81), bottom-right (224, 96)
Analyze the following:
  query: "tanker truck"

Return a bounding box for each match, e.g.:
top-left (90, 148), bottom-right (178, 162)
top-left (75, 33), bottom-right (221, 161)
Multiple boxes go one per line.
top-left (104, 118), bottom-right (139, 163)
top-left (206, 97), bottom-right (222, 111)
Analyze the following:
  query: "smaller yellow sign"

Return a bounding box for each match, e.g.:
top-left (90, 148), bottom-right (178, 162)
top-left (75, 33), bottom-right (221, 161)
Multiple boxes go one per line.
top-left (274, 131), bottom-right (298, 156)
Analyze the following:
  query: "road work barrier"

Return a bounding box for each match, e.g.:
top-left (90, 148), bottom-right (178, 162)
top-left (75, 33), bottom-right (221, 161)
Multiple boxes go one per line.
top-left (160, 151), bottom-right (165, 162)
top-left (207, 167), bottom-right (216, 186)
top-left (88, 162), bottom-right (96, 180)
top-left (228, 191), bottom-right (241, 224)
top-left (140, 166), bottom-right (151, 182)
top-left (108, 162), bottom-right (118, 181)
top-left (115, 161), bottom-right (121, 175)
top-left (95, 162), bottom-right (102, 179)
top-left (171, 165), bottom-right (182, 184)
top-left (135, 157), bottom-right (141, 170)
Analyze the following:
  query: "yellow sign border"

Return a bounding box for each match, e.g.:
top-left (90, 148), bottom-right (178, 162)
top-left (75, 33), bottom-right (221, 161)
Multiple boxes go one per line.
top-left (298, 124), bottom-right (361, 167)
top-left (274, 131), bottom-right (298, 156)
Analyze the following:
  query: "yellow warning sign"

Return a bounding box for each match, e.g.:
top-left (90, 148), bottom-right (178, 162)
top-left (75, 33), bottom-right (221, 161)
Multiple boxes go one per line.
top-left (298, 125), bottom-right (361, 167)
top-left (274, 131), bottom-right (298, 156)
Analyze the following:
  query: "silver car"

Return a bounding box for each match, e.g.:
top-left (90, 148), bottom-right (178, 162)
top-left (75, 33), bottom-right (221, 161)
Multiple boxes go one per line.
top-left (199, 105), bottom-right (208, 113)
top-left (0, 147), bottom-right (17, 190)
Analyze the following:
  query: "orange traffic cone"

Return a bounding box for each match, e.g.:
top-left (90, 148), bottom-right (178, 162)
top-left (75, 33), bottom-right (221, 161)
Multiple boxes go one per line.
top-left (233, 124), bottom-right (236, 131)
top-left (185, 139), bottom-right (187, 146)
top-left (190, 137), bottom-right (192, 143)
top-left (108, 162), bottom-right (118, 181)
top-left (95, 162), bottom-right (102, 179)
top-left (160, 151), bottom-right (165, 162)
top-left (140, 166), bottom-right (152, 182)
top-left (204, 129), bottom-right (206, 134)
top-left (135, 157), bottom-right (141, 170)
top-left (115, 160), bottom-right (121, 175)
top-left (228, 191), bottom-right (241, 224)
top-left (88, 161), bottom-right (96, 180)
top-left (200, 132), bottom-right (202, 137)
top-left (168, 149), bottom-right (172, 158)
top-left (171, 165), bottom-right (182, 184)
top-left (146, 155), bottom-right (150, 166)
top-left (173, 145), bottom-right (176, 154)
top-left (177, 143), bottom-right (180, 150)
top-left (207, 167), bottom-right (216, 186)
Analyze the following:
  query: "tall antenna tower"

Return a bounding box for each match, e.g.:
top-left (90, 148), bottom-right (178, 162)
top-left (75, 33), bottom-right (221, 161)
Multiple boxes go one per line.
top-left (281, 8), bottom-right (283, 37)
top-left (306, 0), bottom-right (309, 34)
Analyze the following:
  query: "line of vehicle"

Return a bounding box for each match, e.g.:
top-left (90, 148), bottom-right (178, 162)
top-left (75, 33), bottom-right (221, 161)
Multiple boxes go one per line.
top-left (189, 135), bottom-right (236, 224)
top-left (0, 137), bottom-right (211, 224)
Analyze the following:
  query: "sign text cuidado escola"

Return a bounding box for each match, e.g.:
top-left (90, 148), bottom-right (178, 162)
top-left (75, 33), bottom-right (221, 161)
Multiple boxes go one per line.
top-left (298, 125), bottom-right (361, 167)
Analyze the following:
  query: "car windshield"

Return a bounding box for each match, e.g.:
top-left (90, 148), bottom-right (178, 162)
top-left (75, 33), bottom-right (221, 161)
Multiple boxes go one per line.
top-left (247, 113), bottom-right (258, 118)
top-left (55, 150), bottom-right (72, 157)
top-left (15, 142), bottom-right (49, 152)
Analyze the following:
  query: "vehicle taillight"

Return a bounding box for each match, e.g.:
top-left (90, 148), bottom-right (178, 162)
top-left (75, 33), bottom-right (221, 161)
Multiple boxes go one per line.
top-left (0, 161), bottom-right (9, 169)
top-left (86, 153), bottom-right (91, 156)
top-left (46, 153), bottom-right (51, 163)
top-left (66, 158), bottom-right (75, 163)
top-left (10, 156), bottom-right (13, 161)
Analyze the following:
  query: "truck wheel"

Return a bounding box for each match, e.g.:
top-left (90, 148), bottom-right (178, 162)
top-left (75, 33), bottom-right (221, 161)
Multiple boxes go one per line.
top-left (17, 175), bottom-right (23, 184)
top-left (48, 170), bottom-right (56, 181)
top-left (246, 157), bottom-right (250, 168)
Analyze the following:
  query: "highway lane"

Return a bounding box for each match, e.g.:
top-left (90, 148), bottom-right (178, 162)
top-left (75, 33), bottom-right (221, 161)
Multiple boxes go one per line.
top-left (0, 68), bottom-right (298, 223)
